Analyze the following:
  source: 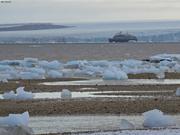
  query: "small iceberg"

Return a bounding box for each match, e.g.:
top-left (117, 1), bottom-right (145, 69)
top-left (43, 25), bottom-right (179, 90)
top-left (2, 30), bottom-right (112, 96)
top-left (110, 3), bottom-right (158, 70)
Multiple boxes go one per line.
top-left (47, 70), bottom-right (63, 78)
top-left (0, 112), bottom-right (29, 127)
top-left (3, 87), bottom-right (34, 100)
top-left (39, 60), bottom-right (61, 70)
top-left (61, 89), bottom-right (72, 99)
top-left (143, 109), bottom-right (176, 128)
top-left (103, 68), bottom-right (128, 80)
top-left (2, 91), bottom-right (16, 100)
top-left (0, 112), bottom-right (33, 135)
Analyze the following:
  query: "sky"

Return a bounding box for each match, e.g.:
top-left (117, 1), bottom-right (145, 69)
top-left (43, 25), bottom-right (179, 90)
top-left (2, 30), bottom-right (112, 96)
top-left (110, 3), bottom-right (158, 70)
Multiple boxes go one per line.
top-left (1, 0), bottom-right (180, 24)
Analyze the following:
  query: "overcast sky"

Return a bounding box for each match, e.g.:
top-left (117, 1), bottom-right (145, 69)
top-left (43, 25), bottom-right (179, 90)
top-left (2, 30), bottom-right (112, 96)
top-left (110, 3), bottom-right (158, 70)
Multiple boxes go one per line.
top-left (1, 0), bottom-right (180, 24)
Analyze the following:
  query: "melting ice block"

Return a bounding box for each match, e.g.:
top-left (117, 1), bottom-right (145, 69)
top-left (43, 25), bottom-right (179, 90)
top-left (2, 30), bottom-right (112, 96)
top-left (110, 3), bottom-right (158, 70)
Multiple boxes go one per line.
top-left (47, 70), bottom-right (63, 78)
top-left (3, 87), bottom-right (34, 100)
top-left (0, 112), bottom-right (29, 127)
top-left (143, 109), bottom-right (175, 128)
top-left (103, 69), bottom-right (128, 80)
top-left (61, 89), bottom-right (72, 99)
top-left (3, 91), bottom-right (16, 100)
top-left (16, 87), bottom-right (34, 100)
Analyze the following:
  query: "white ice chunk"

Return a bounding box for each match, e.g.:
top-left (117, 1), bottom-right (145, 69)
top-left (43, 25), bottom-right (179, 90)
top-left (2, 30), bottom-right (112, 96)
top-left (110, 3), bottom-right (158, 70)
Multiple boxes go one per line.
top-left (0, 65), bottom-right (12, 71)
top-left (3, 87), bottom-right (34, 100)
top-left (176, 88), bottom-right (180, 96)
top-left (173, 64), bottom-right (180, 72)
top-left (120, 119), bottom-right (135, 129)
top-left (24, 58), bottom-right (38, 63)
top-left (27, 67), bottom-right (46, 75)
top-left (3, 91), bottom-right (16, 100)
top-left (0, 74), bottom-right (12, 82)
top-left (19, 72), bottom-right (44, 79)
top-left (0, 112), bottom-right (30, 127)
top-left (121, 59), bottom-right (143, 67)
top-left (16, 87), bottom-right (34, 100)
top-left (156, 72), bottom-right (165, 79)
top-left (47, 70), bottom-right (63, 78)
top-left (20, 58), bottom-right (39, 67)
top-left (143, 109), bottom-right (175, 128)
top-left (39, 60), bottom-right (61, 70)
top-left (64, 61), bottom-right (81, 69)
top-left (64, 60), bottom-right (88, 69)
top-left (103, 68), bottom-right (128, 80)
top-left (61, 89), bottom-right (72, 99)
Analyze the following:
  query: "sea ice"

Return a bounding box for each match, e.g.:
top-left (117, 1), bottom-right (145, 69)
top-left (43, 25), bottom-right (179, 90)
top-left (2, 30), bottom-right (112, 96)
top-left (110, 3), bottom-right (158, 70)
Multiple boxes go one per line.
top-left (47, 70), bottom-right (63, 78)
top-left (39, 60), bottom-right (61, 70)
top-left (16, 87), bottom-right (34, 100)
top-left (103, 69), bottom-right (128, 80)
top-left (0, 54), bottom-right (180, 80)
top-left (143, 109), bottom-right (175, 128)
top-left (61, 89), bottom-right (72, 99)
top-left (3, 91), bottom-right (16, 100)
top-left (19, 72), bottom-right (44, 79)
top-left (0, 112), bottom-right (29, 126)
top-left (3, 87), bottom-right (34, 100)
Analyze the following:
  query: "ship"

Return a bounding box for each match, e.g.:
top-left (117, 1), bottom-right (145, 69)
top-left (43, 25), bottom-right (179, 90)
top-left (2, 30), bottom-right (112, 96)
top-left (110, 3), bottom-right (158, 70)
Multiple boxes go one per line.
top-left (109, 32), bottom-right (138, 43)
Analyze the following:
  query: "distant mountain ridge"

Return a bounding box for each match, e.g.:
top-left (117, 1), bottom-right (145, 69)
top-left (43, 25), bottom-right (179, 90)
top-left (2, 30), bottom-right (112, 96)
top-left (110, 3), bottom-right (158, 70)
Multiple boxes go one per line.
top-left (0, 23), bottom-right (72, 32)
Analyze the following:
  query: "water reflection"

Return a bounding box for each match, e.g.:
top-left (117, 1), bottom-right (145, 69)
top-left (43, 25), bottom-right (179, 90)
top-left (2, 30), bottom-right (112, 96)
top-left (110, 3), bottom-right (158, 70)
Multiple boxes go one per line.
top-left (40, 79), bottom-right (180, 86)
top-left (0, 90), bottom-right (164, 99)
top-left (29, 115), bottom-right (180, 134)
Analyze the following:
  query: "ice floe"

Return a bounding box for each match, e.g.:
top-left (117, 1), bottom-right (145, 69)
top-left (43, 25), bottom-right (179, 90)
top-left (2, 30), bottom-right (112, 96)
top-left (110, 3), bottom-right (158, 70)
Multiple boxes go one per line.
top-left (103, 68), bottom-right (128, 80)
top-left (61, 89), bottom-right (72, 99)
top-left (47, 70), bottom-right (63, 78)
top-left (3, 87), bottom-right (34, 100)
top-left (0, 112), bottom-right (29, 126)
top-left (143, 109), bottom-right (176, 128)
top-left (0, 54), bottom-right (180, 81)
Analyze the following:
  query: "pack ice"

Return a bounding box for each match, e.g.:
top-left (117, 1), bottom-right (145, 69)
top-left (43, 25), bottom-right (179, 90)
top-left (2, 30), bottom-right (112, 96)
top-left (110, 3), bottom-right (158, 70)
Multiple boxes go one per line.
top-left (0, 54), bottom-right (180, 81)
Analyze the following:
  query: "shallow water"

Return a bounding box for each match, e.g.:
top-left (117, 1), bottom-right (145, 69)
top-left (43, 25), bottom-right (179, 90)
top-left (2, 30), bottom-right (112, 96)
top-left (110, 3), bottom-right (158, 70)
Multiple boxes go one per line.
top-left (0, 90), bottom-right (169, 100)
top-left (34, 91), bottom-right (156, 99)
top-left (40, 79), bottom-right (180, 86)
top-left (29, 115), bottom-right (180, 134)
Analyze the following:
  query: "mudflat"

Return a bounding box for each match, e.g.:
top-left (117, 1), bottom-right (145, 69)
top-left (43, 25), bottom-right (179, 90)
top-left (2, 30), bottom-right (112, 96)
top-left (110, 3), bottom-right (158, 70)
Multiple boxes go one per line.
top-left (0, 78), bottom-right (180, 116)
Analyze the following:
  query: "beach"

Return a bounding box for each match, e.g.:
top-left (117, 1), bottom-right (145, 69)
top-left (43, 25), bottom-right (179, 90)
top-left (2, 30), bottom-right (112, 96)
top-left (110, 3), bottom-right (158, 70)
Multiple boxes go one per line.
top-left (0, 43), bottom-right (180, 134)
